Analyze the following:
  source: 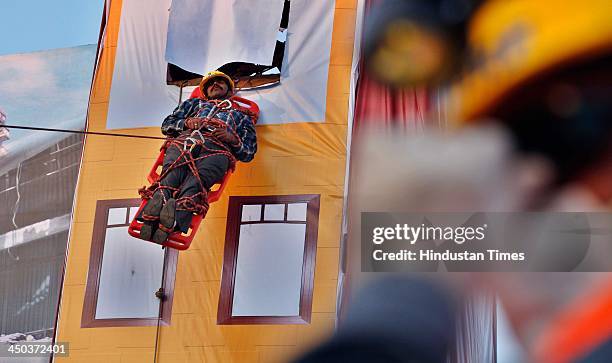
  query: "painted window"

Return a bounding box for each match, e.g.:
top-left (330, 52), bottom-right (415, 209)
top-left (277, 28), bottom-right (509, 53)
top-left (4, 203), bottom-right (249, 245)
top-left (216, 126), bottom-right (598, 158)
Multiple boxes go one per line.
top-left (218, 195), bottom-right (320, 324)
top-left (82, 199), bottom-right (177, 328)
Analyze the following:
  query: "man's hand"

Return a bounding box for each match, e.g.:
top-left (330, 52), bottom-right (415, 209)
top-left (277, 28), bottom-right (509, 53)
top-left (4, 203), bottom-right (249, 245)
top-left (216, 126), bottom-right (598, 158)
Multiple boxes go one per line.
top-left (185, 117), bottom-right (205, 130)
top-left (212, 128), bottom-right (240, 147)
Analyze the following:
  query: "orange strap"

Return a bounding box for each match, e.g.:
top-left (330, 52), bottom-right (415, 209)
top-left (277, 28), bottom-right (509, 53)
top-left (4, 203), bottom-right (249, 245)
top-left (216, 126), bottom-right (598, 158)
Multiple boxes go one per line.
top-left (138, 123), bottom-right (237, 216)
top-left (535, 278), bottom-right (612, 363)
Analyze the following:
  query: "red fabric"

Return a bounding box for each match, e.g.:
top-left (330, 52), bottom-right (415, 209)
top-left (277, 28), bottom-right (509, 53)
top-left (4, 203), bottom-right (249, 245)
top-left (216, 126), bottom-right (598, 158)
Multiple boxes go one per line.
top-left (188, 88), bottom-right (260, 124)
top-left (354, 70), bottom-right (429, 132)
top-left (536, 279), bottom-right (612, 363)
top-left (353, 0), bottom-right (429, 133)
top-left (190, 87), bottom-right (203, 99)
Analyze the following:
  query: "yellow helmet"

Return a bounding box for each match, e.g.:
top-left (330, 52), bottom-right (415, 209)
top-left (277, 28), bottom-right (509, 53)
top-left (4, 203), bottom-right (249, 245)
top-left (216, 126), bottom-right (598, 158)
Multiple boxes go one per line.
top-left (199, 70), bottom-right (235, 99)
top-left (450, 0), bottom-right (612, 124)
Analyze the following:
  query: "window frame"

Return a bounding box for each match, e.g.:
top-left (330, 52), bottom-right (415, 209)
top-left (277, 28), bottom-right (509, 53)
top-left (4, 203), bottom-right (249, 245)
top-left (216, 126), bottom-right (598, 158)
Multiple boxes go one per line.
top-left (217, 194), bottom-right (320, 325)
top-left (81, 199), bottom-right (178, 328)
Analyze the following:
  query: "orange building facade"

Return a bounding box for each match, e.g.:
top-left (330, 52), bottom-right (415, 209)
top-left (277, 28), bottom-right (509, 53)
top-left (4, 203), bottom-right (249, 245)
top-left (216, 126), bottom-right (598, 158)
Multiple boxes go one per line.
top-left (54, 0), bottom-right (357, 362)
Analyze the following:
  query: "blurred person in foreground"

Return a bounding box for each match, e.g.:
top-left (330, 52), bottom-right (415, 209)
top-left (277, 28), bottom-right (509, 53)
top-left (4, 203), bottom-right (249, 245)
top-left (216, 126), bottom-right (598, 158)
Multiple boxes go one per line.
top-left (295, 277), bottom-right (458, 363)
top-left (447, 1), bottom-right (612, 361)
top-left (300, 0), bottom-right (612, 362)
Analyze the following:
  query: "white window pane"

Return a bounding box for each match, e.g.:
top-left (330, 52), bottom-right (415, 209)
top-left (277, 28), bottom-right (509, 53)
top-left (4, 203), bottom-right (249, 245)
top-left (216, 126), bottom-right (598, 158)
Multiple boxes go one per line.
top-left (287, 203), bottom-right (307, 221)
top-left (263, 204), bottom-right (285, 221)
top-left (95, 226), bottom-right (164, 319)
top-left (241, 204), bottom-right (261, 222)
top-left (232, 223), bottom-right (306, 316)
top-left (129, 207), bottom-right (140, 222)
top-left (107, 208), bottom-right (127, 225)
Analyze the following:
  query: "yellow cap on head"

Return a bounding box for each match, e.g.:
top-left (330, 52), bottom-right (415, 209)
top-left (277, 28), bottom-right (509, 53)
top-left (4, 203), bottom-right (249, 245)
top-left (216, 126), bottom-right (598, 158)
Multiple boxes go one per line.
top-left (450, 0), bottom-right (612, 124)
top-left (199, 71), bottom-right (235, 99)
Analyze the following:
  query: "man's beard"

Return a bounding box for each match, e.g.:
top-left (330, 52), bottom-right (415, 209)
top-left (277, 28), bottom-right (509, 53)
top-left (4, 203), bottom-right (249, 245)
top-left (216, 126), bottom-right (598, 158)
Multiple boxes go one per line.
top-left (207, 88), bottom-right (228, 99)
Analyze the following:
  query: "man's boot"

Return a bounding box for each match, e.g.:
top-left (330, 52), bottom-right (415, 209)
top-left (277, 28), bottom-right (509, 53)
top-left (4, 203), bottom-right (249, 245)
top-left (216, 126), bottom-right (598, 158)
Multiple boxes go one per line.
top-left (140, 192), bottom-right (164, 241)
top-left (153, 198), bottom-right (176, 244)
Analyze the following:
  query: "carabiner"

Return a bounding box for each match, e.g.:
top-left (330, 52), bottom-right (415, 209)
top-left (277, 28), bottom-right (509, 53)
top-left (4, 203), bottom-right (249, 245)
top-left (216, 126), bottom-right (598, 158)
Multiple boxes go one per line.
top-left (218, 99), bottom-right (232, 110)
top-left (205, 105), bottom-right (218, 120)
top-left (183, 137), bottom-right (197, 151)
top-left (190, 129), bottom-right (206, 141)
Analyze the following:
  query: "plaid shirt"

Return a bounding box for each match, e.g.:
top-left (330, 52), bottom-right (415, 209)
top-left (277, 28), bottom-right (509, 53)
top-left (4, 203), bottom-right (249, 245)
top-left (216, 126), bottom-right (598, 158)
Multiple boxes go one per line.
top-left (161, 98), bottom-right (257, 162)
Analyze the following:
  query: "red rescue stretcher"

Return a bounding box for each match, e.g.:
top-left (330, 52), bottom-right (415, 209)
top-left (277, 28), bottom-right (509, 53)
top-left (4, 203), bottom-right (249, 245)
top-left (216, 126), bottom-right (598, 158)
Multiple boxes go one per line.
top-left (128, 92), bottom-right (259, 250)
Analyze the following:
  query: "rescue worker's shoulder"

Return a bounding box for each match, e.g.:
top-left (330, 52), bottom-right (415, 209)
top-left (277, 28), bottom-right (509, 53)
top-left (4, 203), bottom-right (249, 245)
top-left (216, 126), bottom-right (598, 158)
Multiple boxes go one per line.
top-left (231, 103), bottom-right (258, 124)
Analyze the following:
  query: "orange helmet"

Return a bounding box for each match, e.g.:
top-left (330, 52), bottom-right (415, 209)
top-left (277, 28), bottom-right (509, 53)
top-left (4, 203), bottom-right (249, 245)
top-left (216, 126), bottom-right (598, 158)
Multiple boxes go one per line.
top-left (199, 70), bottom-right (235, 99)
top-left (450, 0), bottom-right (612, 124)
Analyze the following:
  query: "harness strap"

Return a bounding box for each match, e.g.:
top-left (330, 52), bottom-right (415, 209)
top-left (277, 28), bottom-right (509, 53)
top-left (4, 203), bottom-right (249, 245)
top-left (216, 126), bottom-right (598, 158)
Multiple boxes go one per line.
top-left (139, 116), bottom-right (237, 216)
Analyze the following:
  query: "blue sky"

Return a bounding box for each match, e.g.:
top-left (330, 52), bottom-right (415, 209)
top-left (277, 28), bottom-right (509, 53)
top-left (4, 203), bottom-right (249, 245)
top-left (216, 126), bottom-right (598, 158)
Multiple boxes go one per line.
top-left (0, 0), bottom-right (103, 142)
top-left (0, 0), bottom-right (105, 56)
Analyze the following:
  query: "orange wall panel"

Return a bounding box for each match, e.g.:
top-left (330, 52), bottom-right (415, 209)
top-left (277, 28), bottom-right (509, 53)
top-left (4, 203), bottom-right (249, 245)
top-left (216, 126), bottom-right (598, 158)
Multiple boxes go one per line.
top-left (56, 0), bottom-right (357, 362)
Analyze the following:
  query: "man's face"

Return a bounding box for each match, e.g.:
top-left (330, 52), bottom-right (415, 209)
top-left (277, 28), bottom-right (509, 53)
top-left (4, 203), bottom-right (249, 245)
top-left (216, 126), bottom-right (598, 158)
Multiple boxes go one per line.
top-left (206, 78), bottom-right (230, 99)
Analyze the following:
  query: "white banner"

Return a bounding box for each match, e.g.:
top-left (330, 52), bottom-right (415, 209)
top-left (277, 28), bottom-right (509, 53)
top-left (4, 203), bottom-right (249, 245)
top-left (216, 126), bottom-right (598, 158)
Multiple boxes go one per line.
top-left (106, 0), bottom-right (335, 129)
top-left (106, 0), bottom-right (177, 129)
top-left (239, 0), bottom-right (335, 124)
top-left (166, 0), bottom-right (285, 73)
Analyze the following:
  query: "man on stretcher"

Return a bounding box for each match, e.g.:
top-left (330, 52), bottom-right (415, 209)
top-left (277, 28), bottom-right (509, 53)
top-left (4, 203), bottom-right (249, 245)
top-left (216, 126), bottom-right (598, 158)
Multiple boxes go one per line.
top-left (138, 71), bottom-right (257, 244)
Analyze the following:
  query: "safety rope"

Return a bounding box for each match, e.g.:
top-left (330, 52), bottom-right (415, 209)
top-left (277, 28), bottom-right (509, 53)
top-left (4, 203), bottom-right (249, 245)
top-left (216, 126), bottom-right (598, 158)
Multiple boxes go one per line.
top-left (152, 249), bottom-right (168, 363)
top-left (1, 98), bottom-right (258, 139)
top-left (1, 99), bottom-right (254, 363)
top-left (145, 99), bottom-right (242, 362)
top-left (3, 99), bottom-right (249, 220)
top-left (138, 101), bottom-right (240, 217)
top-left (1, 124), bottom-right (170, 140)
